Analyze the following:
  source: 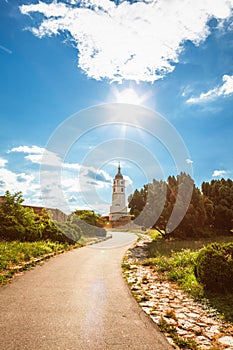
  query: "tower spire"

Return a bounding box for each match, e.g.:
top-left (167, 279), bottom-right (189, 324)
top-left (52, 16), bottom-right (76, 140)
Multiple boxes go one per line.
top-left (109, 162), bottom-right (127, 222)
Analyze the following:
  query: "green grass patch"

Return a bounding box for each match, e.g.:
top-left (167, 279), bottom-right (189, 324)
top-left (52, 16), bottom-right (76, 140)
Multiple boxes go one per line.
top-left (143, 246), bottom-right (233, 322)
top-left (143, 249), bottom-right (203, 300)
top-left (0, 240), bottom-right (76, 285)
top-left (204, 292), bottom-right (233, 322)
top-left (145, 229), bottom-right (163, 241)
top-left (148, 236), bottom-right (233, 257)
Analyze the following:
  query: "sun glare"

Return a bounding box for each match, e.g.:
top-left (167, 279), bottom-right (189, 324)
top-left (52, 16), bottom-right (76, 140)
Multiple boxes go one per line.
top-left (111, 87), bottom-right (152, 106)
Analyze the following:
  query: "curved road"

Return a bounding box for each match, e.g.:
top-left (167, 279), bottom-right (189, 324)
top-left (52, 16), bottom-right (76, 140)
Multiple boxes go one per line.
top-left (0, 232), bottom-right (173, 350)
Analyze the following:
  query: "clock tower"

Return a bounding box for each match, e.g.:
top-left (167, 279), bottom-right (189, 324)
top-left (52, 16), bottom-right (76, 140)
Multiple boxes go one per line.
top-left (109, 163), bottom-right (128, 221)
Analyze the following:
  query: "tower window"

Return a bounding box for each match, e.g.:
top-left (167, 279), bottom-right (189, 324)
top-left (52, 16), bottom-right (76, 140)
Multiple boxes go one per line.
top-left (121, 188), bottom-right (124, 192)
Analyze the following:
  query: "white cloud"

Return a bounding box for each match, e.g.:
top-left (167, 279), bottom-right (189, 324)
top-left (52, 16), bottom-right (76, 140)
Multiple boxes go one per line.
top-left (20, 0), bottom-right (233, 83)
top-left (185, 158), bottom-right (193, 164)
top-left (25, 152), bottom-right (62, 166)
top-left (78, 166), bottom-right (112, 189)
top-left (0, 168), bottom-right (38, 195)
top-left (8, 145), bottom-right (62, 167)
top-left (38, 165), bottom-right (114, 213)
top-left (1, 144), bottom-right (117, 213)
top-left (63, 162), bottom-right (81, 170)
top-left (8, 145), bottom-right (44, 154)
top-left (0, 145), bottom-right (133, 214)
top-left (187, 74), bottom-right (233, 104)
top-left (0, 157), bottom-right (8, 167)
top-left (212, 169), bottom-right (227, 177)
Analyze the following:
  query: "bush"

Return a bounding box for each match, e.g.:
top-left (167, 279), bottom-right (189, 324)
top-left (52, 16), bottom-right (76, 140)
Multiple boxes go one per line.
top-left (194, 242), bottom-right (233, 293)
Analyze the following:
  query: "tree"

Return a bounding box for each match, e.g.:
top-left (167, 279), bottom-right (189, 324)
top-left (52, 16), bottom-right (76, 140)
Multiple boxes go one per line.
top-left (71, 210), bottom-right (106, 237)
top-left (202, 179), bottom-right (233, 231)
top-left (0, 191), bottom-right (82, 243)
top-left (0, 191), bottom-right (39, 241)
top-left (128, 173), bottom-right (218, 238)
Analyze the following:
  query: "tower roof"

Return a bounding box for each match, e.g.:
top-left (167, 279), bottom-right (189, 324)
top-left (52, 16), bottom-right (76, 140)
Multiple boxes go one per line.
top-left (115, 163), bottom-right (123, 179)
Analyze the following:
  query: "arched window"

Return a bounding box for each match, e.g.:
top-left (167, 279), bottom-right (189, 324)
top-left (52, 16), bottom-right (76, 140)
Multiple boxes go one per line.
top-left (121, 188), bottom-right (124, 192)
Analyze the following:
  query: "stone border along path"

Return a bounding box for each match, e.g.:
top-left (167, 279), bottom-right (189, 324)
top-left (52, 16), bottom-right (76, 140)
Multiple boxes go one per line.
top-left (122, 235), bottom-right (233, 350)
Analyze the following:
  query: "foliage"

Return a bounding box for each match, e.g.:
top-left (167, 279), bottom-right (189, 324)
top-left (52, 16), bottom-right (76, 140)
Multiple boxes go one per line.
top-left (0, 191), bottom-right (80, 243)
top-left (143, 249), bottom-right (203, 299)
top-left (128, 174), bottom-right (233, 239)
top-left (202, 179), bottom-right (233, 231)
top-left (143, 241), bottom-right (233, 321)
top-left (0, 240), bottom-right (73, 285)
top-left (146, 229), bottom-right (163, 240)
top-left (147, 235), bottom-right (233, 257)
top-left (0, 191), bottom-right (39, 241)
top-left (0, 240), bottom-right (69, 270)
top-left (158, 318), bottom-right (198, 349)
top-left (73, 210), bottom-right (106, 227)
top-left (71, 210), bottom-right (106, 237)
top-left (194, 242), bottom-right (233, 293)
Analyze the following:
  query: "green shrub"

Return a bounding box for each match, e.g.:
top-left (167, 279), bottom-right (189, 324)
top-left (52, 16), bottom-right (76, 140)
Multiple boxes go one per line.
top-left (194, 242), bottom-right (233, 293)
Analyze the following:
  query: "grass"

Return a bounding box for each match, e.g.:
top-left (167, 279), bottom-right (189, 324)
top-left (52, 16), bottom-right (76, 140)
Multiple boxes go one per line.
top-left (147, 232), bottom-right (233, 257)
top-left (146, 229), bottom-right (164, 241)
top-left (0, 240), bottom-right (77, 285)
top-left (143, 239), bottom-right (233, 322)
top-left (143, 249), bottom-right (203, 300)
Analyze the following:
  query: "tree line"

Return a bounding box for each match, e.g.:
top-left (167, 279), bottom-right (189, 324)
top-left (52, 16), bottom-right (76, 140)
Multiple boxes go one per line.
top-left (128, 174), bottom-right (233, 238)
top-left (0, 191), bottom-right (106, 243)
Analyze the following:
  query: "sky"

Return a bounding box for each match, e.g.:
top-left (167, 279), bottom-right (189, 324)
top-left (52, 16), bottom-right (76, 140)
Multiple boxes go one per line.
top-left (0, 0), bottom-right (233, 215)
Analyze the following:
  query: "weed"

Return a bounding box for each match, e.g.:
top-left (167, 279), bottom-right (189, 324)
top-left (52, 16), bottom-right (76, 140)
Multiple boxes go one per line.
top-left (0, 240), bottom-right (75, 286)
top-left (121, 263), bottom-right (130, 270)
top-left (141, 275), bottom-right (149, 284)
top-left (158, 318), bottom-right (198, 349)
top-left (165, 309), bottom-right (177, 320)
top-left (139, 295), bottom-right (150, 302)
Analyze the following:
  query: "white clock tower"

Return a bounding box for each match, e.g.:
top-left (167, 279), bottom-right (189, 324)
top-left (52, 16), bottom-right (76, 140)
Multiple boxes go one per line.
top-left (109, 163), bottom-right (128, 221)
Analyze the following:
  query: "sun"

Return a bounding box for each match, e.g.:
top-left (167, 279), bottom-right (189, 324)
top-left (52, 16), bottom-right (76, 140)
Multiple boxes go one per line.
top-left (111, 87), bottom-right (152, 106)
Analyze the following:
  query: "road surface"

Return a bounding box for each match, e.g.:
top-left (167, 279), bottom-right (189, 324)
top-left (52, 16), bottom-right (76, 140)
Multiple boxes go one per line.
top-left (0, 232), bottom-right (173, 350)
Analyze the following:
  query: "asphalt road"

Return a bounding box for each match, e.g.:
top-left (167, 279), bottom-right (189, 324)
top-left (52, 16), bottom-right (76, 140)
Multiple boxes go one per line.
top-left (0, 232), bottom-right (173, 350)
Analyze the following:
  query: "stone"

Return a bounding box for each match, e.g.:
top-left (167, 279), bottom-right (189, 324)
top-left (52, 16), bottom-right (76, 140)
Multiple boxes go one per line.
top-left (141, 307), bottom-right (151, 315)
top-left (150, 315), bottom-right (161, 323)
top-left (192, 325), bottom-right (203, 335)
top-left (178, 320), bottom-right (193, 330)
top-left (176, 327), bottom-right (189, 336)
top-left (175, 312), bottom-right (187, 319)
top-left (164, 318), bottom-right (177, 326)
top-left (186, 312), bottom-right (200, 319)
top-left (123, 238), bottom-right (233, 350)
top-left (205, 325), bottom-right (220, 335)
top-left (218, 336), bottom-right (233, 347)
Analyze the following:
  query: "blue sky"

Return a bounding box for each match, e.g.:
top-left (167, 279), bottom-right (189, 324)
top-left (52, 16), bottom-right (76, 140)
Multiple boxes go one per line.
top-left (0, 0), bottom-right (233, 214)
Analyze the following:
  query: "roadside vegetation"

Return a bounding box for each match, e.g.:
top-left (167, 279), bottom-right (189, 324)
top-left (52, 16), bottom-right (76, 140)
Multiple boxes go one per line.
top-left (0, 191), bottom-right (107, 285)
top-left (129, 175), bottom-right (233, 238)
top-left (142, 232), bottom-right (233, 322)
top-left (0, 191), bottom-right (106, 243)
top-left (128, 175), bottom-right (233, 322)
top-left (0, 240), bottom-right (77, 285)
